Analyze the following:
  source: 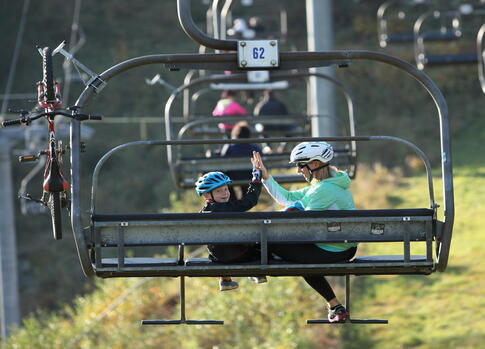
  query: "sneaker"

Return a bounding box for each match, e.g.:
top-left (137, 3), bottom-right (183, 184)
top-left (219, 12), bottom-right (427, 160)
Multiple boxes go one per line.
top-left (248, 276), bottom-right (267, 284)
top-left (328, 304), bottom-right (349, 323)
top-left (219, 279), bottom-right (239, 291)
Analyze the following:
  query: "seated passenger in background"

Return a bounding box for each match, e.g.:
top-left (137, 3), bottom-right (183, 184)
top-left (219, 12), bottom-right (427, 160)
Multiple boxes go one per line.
top-left (195, 156), bottom-right (267, 291)
top-left (253, 89), bottom-right (288, 117)
top-left (221, 121), bottom-right (262, 199)
top-left (212, 90), bottom-right (248, 134)
top-left (253, 90), bottom-right (289, 152)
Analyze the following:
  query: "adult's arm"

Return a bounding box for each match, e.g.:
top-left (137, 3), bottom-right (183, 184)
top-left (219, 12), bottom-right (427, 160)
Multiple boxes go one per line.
top-left (262, 176), bottom-right (307, 207)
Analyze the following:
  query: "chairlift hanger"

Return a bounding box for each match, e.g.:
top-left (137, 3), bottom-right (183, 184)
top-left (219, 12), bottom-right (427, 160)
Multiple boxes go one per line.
top-left (67, 0), bottom-right (453, 325)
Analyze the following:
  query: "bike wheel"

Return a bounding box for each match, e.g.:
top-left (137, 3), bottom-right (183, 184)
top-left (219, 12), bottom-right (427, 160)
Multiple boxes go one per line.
top-left (42, 47), bottom-right (55, 101)
top-left (48, 192), bottom-right (62, 240)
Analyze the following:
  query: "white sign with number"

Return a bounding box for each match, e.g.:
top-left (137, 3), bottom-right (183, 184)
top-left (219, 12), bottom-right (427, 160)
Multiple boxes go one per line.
top-left (237, 40), bottom-right (279, 69)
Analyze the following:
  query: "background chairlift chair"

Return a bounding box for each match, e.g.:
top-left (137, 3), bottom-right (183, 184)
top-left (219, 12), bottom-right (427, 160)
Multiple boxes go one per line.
top-left (66, 0), bottom-right (454, 325)
top-left (476, 22), bottom-right (485, 93)
top-left (164, 71), bottom-right (357, 188)
top-left (219, 0), bottom-right (288, 43)
top-left (414, 5), bottom-right (485, 70)
top-left (377, 0), bottom-right (431, 48)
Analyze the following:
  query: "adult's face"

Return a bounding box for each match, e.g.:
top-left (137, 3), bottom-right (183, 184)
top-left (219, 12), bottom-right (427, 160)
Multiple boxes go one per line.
top-left (296, 160), bottom-right (322, 182)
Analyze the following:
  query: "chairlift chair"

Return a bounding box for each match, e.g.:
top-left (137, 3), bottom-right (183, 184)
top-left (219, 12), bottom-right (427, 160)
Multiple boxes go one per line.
top-left (377, 0), bottom-right (432, 48)
top-left (67, 0), bottom-right (454, 325)
top-left (476, 22), bottom-right (485, 93)
top-left (414, 6), bottom-right (485, 70)
top-left (165, 71), bottom-right (357, 188)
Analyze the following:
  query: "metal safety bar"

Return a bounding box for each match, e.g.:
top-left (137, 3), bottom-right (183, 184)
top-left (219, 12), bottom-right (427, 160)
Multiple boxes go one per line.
top-left (89, 135), bottom-right (435, 215)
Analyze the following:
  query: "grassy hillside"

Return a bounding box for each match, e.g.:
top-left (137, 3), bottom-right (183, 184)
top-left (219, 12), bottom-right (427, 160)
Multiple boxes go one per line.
top-left (341, 117), bottom-right (485, 349)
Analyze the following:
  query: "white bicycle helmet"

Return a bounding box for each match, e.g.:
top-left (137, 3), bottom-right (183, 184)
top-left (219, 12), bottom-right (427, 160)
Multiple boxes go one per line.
top-left (289, 141), bottom-right (334, 164)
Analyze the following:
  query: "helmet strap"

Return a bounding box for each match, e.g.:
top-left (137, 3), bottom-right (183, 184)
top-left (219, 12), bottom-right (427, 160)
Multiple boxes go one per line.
top-left (306, 162), bottom-right (329, 182)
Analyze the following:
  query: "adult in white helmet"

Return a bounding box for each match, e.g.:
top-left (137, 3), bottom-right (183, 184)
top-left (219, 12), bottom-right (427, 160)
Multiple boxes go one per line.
top-left (253, 142), bottom-right (357, 323)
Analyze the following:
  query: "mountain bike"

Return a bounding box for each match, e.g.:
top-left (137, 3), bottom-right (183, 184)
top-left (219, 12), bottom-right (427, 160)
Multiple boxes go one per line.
top-left (1, 46), bottom-right (101, 240)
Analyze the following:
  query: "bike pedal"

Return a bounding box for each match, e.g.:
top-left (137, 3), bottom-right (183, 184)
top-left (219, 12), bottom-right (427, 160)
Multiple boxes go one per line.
top-left (19, 155), bottom-right (38, 162)
top-left (18, 194), bottom-right (43, 204)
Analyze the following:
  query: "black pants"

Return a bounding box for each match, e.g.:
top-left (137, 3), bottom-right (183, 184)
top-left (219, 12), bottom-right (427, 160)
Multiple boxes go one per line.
top-left (208, 244), bottom-right (260, 263)
top-left (269, 244), bottom-right (357, 302)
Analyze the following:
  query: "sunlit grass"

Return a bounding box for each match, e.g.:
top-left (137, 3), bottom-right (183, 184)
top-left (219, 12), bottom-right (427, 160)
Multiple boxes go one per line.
top-left (345, 163), bottom-right (485, 349)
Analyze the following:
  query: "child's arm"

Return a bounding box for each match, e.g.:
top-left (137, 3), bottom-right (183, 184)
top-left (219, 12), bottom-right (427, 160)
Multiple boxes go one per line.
top-left (209, 181), bottom-right (262, 212)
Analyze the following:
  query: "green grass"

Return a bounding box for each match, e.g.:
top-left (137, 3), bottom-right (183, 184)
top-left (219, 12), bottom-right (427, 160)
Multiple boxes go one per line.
top-left (342, 116), bottom-right (485, 349)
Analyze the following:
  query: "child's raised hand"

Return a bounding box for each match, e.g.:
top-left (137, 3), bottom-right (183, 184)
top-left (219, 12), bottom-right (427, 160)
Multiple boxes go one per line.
top-left (252, 151), bottom-right (269, 180)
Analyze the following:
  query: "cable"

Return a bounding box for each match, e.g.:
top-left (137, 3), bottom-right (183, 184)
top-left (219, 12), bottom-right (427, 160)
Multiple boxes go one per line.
top-left (62, 0), bottom-right (84, 105)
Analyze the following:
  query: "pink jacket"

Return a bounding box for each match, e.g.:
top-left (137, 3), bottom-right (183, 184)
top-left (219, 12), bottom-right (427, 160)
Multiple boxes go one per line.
top-left (212, 98), bottom-right (247, 130)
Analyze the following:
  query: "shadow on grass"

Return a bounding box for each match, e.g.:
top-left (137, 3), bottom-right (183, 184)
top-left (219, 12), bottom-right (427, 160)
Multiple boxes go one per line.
top-left (442, 264), bottom-right (469, 275)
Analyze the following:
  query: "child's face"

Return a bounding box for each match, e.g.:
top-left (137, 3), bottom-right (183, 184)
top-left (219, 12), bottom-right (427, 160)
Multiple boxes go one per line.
top-left (205, 185), bottom-right (230, 203)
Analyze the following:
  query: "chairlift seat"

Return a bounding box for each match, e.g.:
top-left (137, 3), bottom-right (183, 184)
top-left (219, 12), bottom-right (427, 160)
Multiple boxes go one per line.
top-left (101, 257), bottom-right (179, 267)
top-left (385, 33), bottom-right (415, 43)
top-left (423, 53), bottom-right (477, 66)
top-left (420, 31), bottom-right (460, 42)
top-left (91, 208), bottom-right (436, 278)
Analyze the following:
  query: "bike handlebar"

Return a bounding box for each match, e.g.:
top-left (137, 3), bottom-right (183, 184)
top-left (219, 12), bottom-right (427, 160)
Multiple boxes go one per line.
top-left (1, 109), bottom-right (102, 127)
top-left (2, 118), bottom-right (23, 126)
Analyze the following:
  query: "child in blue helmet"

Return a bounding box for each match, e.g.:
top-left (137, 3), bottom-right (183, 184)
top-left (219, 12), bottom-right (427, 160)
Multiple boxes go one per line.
top-left (195, 151), bottom-right (266, 291)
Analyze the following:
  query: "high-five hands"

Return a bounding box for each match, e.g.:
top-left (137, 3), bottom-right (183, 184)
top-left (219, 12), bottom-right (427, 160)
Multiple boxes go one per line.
top-left (251, 151), bottom-right (269, 180)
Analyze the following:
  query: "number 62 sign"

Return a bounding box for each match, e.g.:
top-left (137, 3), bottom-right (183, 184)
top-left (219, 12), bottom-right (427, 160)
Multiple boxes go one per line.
top-left (237, 40), bottom-right (280, 69)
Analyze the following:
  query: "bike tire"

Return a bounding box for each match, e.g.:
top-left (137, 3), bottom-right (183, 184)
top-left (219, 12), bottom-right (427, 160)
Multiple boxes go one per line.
top-left (42, 47), bottom-right (55, 101)
top-left (49, 192), bottom-right (62, 240)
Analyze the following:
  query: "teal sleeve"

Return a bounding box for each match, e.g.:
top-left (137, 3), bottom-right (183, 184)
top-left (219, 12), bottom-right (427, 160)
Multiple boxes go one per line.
top-left (262, 176), bottom-right (309, 206)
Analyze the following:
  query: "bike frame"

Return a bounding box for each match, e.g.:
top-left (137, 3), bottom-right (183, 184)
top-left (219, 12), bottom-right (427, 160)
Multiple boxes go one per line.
top-left (37, 70), bottom-right (69, 195)
top-left (42, 117), bottom-right (69, 194)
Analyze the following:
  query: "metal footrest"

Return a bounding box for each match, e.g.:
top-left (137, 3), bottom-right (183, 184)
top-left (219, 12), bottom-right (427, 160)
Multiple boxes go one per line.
top-left (141, 275), bottom-right (224, 326)
top-left (142, 319), bottom-right (224, 325)
top-left (307, 318), bottom-right (388, 324)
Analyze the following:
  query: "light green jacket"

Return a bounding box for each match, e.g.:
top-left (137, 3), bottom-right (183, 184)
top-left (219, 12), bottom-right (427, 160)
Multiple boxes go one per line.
top-left (263, 171), bottom-right (357, 252)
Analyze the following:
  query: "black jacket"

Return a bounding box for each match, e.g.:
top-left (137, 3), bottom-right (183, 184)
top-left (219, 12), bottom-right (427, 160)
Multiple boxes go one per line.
top-left (200, 181), bottom-right (262, 263)
top-left (200, 181), bottom-right (262, 213)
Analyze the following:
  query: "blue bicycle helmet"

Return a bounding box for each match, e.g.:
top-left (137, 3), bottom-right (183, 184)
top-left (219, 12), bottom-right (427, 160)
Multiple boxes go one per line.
top-left (195, 171), bottom-right (232, 195)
